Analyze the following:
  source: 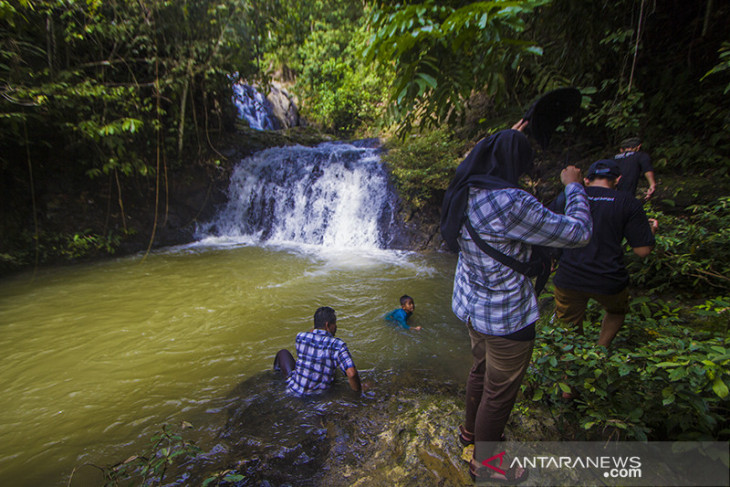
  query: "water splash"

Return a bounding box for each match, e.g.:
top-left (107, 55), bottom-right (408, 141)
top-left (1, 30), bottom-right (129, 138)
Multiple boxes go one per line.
top-left (198, 141), bottom-right (402, 251)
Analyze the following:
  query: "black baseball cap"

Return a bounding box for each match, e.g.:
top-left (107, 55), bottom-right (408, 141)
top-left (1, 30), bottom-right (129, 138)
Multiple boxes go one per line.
top-left (586, 159), bottom-right (621, 179)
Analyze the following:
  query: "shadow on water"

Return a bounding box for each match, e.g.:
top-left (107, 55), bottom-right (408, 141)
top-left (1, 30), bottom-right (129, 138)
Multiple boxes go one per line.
top-left (181, 364), bottom-right (472, 486)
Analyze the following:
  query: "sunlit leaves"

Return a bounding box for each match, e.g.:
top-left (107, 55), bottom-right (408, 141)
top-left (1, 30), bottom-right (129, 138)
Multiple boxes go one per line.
top-left (629, 199), bottom-right (730, 294)
top-left (381, 127), bottom-right (464, 208)
top-left (364, 0), bottom-right (549, 134)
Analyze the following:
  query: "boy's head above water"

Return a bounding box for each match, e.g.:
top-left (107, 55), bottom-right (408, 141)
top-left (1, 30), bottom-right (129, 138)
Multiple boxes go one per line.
top-left (400, 295), bottom-right (415, 314)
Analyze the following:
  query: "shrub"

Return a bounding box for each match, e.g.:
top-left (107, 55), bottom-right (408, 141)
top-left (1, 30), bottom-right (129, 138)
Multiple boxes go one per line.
top-left (523, 297), bottom-right (730, 441)
top-left (381, 128), bottom-right (465, 209)
top-left (71, 423), bottom-right (203, 486)
top-left (629, 197), bottom-right (730, 294)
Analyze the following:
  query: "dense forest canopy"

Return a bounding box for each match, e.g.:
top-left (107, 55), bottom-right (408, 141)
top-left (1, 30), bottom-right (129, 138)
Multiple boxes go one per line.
top-left (1, 0), bottom-right (729, 287)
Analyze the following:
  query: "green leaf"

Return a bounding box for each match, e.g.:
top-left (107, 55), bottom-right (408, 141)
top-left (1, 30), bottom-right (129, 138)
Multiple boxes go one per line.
top-left (558, 382), bottom-right (571, 393)
top-left (668, 367), bottom-right (688, 381)
top-left (656, 361), bottom-right (682, 368)
top-left (224, 474), bottom-right (245, 482)
top-left (712, 377), bottom-right (729, 399)
top-left (618, 364), bottom-right (632, 376)
top-left (416, 72), bottom-right (438, 89)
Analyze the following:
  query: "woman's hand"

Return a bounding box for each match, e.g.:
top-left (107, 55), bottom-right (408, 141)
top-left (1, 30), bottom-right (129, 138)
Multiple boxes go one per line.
top-left (511, 119), bottom-right (529, 132)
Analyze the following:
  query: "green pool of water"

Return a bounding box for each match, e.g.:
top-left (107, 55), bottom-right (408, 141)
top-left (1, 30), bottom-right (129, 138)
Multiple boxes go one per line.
top-left (0, 243), bottom-right (470, 486)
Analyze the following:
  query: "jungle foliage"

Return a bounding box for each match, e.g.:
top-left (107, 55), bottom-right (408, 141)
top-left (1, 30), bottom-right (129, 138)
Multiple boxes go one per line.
top-left (1, 0), bottom-right (267, 269)
top-left (257, 0), bottom-right (391, 135)
top-left (525, 296), bottom-right (729, 441)
top-left (631, 198), bottom-right (730, 294)
top-left (3, 0), bottom-right (729, 270)
top-left (381, 127), bottom-right (465, 209)
top-left (364, 0), bottom-right (549, 134)
top-left (363, 0), bottom-right (730, 161)
top-left (1, 0), bottom-right (258, 175)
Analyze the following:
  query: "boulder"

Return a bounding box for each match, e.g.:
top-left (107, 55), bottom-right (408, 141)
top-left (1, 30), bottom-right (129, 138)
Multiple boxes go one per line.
top-left (267, 83), bottom-right (301, 129)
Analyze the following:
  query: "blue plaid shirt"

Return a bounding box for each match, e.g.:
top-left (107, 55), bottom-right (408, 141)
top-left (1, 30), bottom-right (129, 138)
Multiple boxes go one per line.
top-left (286, 329), bottom-right (356, 396)
top-left (452, 183), bottom-right (592, 336)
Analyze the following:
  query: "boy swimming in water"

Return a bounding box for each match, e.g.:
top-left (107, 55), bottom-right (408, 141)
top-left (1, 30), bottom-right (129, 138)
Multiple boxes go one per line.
top-left (384, 295), bottom-right (421, 330)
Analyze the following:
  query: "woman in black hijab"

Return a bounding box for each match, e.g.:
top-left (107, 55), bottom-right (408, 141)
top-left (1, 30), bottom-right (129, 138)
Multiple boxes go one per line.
top-left (440, 120), bottom-right (533, 252)
top-left (440, 119), bottom-right (592, 482)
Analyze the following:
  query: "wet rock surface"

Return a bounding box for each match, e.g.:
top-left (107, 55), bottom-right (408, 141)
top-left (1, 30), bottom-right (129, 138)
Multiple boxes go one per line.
top-left (178, 369), bottom-right (561, 486)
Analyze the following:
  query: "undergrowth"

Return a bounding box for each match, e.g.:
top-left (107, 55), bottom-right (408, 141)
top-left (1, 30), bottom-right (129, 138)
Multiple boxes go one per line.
top-left (524, 295), bottom-right (730, 442)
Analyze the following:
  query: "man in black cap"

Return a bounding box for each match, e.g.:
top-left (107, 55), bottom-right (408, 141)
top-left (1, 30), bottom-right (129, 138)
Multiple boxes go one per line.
top-left (614, 137), bottom-right (657, 200)
top-left (553, 159), bottom-right (658, 348)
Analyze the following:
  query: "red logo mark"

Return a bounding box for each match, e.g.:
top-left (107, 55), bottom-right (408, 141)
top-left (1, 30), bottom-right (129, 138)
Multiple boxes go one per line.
top-left (481, 451), bottom-right (507, 475)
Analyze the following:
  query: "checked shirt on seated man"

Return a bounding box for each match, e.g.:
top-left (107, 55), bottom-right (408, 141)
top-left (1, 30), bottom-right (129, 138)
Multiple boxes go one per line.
top-left (274, 306), bottom-right (362, 396)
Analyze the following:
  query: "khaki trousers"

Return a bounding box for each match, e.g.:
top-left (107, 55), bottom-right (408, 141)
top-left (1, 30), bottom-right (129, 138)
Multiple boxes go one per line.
top-left (465, 322), bottom-right (534, 444)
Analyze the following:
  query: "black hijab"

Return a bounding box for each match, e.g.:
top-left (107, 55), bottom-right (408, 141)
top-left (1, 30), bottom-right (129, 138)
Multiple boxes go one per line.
top-left (440, 129), bottom-right (534, 252)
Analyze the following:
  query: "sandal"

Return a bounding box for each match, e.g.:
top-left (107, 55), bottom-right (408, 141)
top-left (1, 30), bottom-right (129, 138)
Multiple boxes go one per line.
top-left (458, 424), bottom-right (475, 445)
top-left (458, 425), bottom-right (506, 446)
top-left (470, 458), bottom-right (529, 484)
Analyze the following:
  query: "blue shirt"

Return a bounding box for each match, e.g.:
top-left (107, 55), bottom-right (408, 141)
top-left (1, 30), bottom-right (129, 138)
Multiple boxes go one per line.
top-left (286, 329), bottom-right (356, 396)
top-left (452, 183), bottom-right (592, 335)
top-left (384, 308), bottom-right (412, 329)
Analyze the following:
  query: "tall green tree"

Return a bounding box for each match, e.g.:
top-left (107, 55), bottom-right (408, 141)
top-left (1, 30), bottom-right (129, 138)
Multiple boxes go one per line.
top-left (259, 0), bottom-right (390, 135)
top-left (0, 0), bottom-right (260, 265)
top-left (363, 0), bottom-right (550, 135)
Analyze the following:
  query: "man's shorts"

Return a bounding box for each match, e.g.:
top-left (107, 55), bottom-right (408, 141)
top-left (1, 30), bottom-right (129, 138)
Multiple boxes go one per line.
top-left (554, 286), bottom-right (630, 325)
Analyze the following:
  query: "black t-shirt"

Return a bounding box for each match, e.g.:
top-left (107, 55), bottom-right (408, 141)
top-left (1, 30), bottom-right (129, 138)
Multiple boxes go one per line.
top-left (614, 151), bottom-right (653, 196)
top-left (553, 186), bottom-right (655, 295)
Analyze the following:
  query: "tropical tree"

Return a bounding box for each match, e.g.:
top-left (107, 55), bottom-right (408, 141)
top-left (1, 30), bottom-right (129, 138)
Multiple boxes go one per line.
top-left (363, 0), bottom-right (551, 135)
top-left (0, 0), bottom-right (259, 266)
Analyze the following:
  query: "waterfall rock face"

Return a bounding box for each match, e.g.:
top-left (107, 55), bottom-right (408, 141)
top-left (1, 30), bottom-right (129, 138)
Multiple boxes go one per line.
top-left (267, 83), bottom-right (301, 129)
top-left (232, 82), bottom-right (300, 130)
top-left (232, 83), bottom-right (282, 131)
top-left (200, 141), bottom-right (405, 250)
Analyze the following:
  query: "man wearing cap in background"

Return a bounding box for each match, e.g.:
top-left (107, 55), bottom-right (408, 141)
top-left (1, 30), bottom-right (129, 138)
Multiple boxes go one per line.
top-left (614, 137), bottom-right (657, 200)
top-left (552, 159), bottom-right (658, 348)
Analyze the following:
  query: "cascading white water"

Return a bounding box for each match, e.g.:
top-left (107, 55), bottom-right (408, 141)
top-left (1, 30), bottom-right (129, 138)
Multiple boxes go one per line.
top-left (232, 83), bottom-right (282, 131)
top-left (200, 141), bottom-right (401, 250)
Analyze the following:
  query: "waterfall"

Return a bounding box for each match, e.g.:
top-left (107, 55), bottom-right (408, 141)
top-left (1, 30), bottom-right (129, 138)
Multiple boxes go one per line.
top-left (232, 83), bottom-right (282, 131)
top-left (199, 141), bottom-right (403, 250)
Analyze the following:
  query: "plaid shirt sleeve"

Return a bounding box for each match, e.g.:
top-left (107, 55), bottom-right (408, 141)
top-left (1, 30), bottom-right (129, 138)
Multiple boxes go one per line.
top-left (452, 183), bottom-right (592, 335)
top-left (334, 342), bottom-right (356, 372)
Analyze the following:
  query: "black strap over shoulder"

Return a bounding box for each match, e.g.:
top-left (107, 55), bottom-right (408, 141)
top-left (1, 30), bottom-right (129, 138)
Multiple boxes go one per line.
top-left (464, 218), bottom-right (552, 294)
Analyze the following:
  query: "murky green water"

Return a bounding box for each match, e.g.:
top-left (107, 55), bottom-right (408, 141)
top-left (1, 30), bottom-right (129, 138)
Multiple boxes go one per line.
top-left (0, 243), bottom-right (469, 486)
